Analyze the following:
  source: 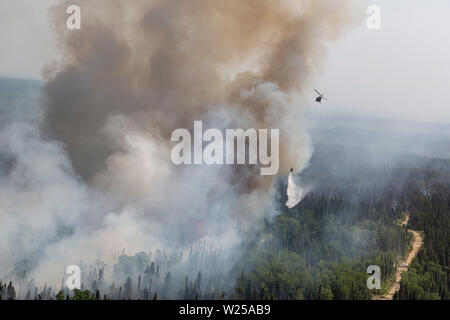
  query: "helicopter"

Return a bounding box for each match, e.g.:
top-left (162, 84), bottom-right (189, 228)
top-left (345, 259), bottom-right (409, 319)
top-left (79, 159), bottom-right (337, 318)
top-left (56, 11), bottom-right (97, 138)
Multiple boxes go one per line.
top-left (314, 89), bottom-right (327, 104)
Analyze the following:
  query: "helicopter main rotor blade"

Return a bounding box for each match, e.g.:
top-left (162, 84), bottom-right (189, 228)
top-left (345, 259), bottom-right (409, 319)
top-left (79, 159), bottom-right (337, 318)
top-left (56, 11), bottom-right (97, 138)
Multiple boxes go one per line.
top-left (314, 89), bottom-right (322, 96)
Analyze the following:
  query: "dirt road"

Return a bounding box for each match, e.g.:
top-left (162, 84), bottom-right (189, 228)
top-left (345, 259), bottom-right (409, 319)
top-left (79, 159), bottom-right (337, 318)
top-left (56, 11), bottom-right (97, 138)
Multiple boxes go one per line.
top-left (372, 214), bottom-right (423, 300)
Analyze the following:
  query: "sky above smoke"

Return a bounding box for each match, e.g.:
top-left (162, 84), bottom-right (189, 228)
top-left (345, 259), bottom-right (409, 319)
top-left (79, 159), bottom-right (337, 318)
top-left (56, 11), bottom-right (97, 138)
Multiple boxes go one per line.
top-left (1, 0), bottom-right (450, 123)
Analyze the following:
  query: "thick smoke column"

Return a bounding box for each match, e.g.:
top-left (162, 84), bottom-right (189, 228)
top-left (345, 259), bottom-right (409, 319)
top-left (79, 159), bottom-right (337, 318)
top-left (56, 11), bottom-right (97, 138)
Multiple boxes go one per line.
top-left (43, 0), bottom-right (359, 214)
top-left (1, 0), bottom-right (361, 287)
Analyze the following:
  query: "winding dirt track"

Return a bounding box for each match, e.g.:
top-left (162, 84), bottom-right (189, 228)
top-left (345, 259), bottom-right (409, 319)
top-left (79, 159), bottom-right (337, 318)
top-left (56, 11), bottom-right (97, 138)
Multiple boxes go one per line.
top-left (372, 214), bottom-right (423, 300)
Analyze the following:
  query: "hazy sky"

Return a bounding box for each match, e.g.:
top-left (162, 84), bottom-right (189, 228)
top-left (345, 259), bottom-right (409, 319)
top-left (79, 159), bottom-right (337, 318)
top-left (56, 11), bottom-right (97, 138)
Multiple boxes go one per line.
top-left (0, 0), bottom-right (59, 80)
top-left (314, 0), bottom-right (450, 123)
top-left (0, 0), bottom-right (449, 123)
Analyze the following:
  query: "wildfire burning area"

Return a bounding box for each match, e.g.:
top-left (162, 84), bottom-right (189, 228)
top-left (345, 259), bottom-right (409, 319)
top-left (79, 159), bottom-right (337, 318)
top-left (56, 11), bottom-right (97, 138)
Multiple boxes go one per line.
top-left (0, 0), bottom-right (362, 297)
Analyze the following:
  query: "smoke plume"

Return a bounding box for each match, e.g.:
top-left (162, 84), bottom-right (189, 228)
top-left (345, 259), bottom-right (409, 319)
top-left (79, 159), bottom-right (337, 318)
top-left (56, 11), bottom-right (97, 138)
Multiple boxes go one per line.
top-left (1, 0), bottom-right (361, 288)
